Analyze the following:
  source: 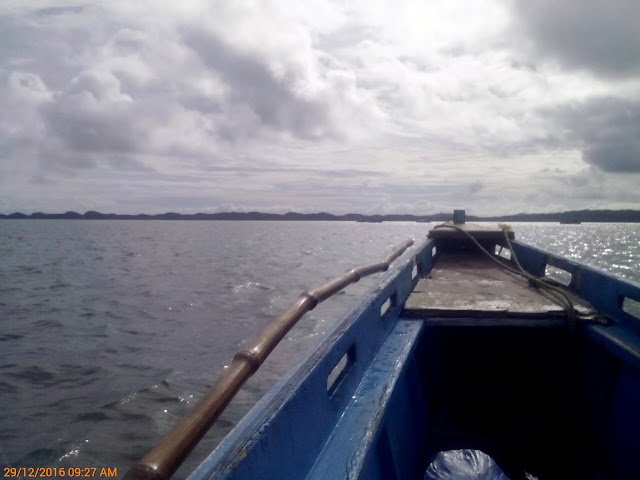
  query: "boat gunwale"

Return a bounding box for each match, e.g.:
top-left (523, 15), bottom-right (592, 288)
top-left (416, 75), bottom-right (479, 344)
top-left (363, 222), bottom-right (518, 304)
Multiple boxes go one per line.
top-left (509, 239), bottom-right (640, 332)
top-left (188, 238), bottom-right (436, 479)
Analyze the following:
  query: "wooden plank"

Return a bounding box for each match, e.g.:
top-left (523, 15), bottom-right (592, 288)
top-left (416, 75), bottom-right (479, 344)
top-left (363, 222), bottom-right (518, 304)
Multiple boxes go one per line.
top-left (403, 253), bottom-right (596, 320)
top-left (428, 222), bottom-right (515, 241)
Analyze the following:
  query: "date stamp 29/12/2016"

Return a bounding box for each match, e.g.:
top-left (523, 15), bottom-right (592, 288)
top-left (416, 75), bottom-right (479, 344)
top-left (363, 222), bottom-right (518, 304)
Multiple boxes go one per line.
top-left (3, 468), bottom-right (117, 478)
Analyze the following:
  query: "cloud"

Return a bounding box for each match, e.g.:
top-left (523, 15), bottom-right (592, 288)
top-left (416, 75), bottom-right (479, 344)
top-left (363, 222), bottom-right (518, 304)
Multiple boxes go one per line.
top-left (40, 69), bottom-right (139, 155)
top-left (584, 144), bottom-right (639, 173)
top-left (544, 97), bottom-right (640, 173)
top-left (509, 0), bottom-right (640, 78)
top-left (181, 28), bottom-right (332, 140)
top-left (469, 181), bottom-right (484, 193)
top-left (8, 71), bottom-right (52, 102)
top-left (33, 5), bottom-right (86, 17)
top-left (1, 0), bottom-right (639, 216)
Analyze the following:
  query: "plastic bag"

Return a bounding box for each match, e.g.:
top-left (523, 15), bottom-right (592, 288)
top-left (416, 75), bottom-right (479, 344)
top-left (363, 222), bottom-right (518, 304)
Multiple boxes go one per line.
top-left (424, 449), bottom-right (510, 480)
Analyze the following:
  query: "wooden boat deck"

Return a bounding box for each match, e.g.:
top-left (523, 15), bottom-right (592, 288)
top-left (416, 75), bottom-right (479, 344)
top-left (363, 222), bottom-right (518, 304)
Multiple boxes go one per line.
top-left (403, 252), bottom-right (599, 326)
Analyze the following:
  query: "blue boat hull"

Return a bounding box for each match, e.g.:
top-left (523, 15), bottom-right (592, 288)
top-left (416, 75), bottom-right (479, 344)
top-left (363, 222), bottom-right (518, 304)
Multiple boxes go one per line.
top-left (189, 237), bottom-right (640, 480)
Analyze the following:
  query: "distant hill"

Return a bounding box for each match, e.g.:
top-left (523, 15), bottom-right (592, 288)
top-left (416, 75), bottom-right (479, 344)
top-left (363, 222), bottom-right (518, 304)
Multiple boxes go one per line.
top-left (1, 209), bottom-right (639, 222)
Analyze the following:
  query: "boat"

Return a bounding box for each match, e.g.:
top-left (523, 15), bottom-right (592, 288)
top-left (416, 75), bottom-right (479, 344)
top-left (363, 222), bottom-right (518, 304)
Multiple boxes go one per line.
top-left (125, 211), bottom-right (640, 480)
top-left (356, 218), bottom-right (384, 223)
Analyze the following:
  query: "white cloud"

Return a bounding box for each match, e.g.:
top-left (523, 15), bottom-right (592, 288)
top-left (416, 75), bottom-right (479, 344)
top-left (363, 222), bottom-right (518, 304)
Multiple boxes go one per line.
top-left (0, 0), bottom-right (638, 215)
top-left (8, 71), bottom-right (52, 102)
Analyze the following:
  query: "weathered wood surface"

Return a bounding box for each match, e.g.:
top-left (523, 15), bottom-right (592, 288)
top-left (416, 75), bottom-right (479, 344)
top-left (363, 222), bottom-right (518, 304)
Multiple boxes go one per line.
top-left (428, 222), bottom-right (515, 241)
top-left (403, 253), bottom-right (597, 324)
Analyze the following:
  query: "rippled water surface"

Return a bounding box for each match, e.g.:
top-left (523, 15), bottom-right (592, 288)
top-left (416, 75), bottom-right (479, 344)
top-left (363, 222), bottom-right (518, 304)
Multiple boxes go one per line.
top-left (0, 220), bottom-right (638, 477)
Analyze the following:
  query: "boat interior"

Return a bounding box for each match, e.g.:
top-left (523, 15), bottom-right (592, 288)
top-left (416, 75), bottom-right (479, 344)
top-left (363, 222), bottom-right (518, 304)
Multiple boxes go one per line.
top-left (191, 232), bottom-right (640, 480)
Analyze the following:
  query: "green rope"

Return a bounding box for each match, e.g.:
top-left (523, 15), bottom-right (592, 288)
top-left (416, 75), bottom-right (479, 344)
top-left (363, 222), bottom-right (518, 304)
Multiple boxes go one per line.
top-left (432, 224), bottom-right (577, 333)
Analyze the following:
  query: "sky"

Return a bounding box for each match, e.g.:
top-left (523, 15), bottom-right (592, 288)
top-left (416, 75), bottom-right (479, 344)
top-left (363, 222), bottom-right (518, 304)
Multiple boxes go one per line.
top-left (1, 0), bottom-right (639, 216)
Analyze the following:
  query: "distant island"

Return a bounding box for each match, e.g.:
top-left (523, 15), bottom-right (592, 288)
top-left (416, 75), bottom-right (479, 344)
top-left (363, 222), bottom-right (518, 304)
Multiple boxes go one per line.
top-left (1, 209), bottom-right (640, 222)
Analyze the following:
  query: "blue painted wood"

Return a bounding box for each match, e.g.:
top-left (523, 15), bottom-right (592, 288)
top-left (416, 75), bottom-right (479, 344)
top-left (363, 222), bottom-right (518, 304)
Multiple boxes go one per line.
top-left (509, 240), bottom-right (640, 332)
top-left (189, 239), bottom-right (432, 480)
top-left (600, 363), bottom-right (640, 480)
top-left (305, 320), bottom-right (425, 480)
top-left (188, 235), bottom-right (640, 480)
top-left (586, 324), bottom-right (640, 369)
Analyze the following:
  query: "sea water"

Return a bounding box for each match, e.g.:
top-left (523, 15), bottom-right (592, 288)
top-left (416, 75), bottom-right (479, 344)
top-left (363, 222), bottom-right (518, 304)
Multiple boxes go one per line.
top-left (1, 221), bottom-right (638, 478)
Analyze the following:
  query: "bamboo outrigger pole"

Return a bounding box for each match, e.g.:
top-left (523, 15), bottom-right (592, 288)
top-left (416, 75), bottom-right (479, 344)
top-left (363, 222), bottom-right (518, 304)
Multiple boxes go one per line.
top-left (124, 239), bottom-right (414, 480)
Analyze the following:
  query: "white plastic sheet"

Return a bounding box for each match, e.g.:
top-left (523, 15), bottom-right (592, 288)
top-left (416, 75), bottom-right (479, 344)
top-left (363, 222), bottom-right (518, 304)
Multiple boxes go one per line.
top-left (425, 449), bottom-right (510, 480)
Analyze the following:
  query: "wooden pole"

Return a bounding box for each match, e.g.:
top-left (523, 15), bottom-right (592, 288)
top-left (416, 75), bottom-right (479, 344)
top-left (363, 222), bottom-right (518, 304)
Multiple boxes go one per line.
top-left (123, 239), bottom-right (414, 480)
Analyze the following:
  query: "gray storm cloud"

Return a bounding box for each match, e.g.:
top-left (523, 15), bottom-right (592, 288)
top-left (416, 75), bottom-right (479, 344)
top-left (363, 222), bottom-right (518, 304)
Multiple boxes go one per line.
top-left (510, 0), bottom-right (640, 78)
top-left (547, 98), bottom-right (640, 173)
